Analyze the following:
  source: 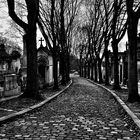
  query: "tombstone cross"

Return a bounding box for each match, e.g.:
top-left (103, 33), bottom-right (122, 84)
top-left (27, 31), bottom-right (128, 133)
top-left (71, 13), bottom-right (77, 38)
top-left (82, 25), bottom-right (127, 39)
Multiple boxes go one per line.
top-left (39, 37), bottom-right (44, 46)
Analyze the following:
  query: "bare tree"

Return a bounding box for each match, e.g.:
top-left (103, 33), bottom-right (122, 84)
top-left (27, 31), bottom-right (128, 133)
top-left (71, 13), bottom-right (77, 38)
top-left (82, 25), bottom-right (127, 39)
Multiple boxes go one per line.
top-left (73, 24), bottom-right (88, 77)
top-left (111, 0), bottom-right (127, 89)
top-left (126, 0), bottom-right (140, 102)
top-left (64, 0), bottom-right (82, 82)
top-left (6, 0), bottom-right (40, 99)
top-left (84, 0), bottom-right (106, 83)
top-left (103, 0), bottom-right (113, 85)
top-left (38, 0), bottom-right (82, 86)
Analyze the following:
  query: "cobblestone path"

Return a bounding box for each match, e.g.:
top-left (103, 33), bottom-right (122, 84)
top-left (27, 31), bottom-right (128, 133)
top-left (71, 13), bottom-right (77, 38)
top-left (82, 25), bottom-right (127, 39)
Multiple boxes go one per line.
top-left (0, 77), bottom-right (139, 140)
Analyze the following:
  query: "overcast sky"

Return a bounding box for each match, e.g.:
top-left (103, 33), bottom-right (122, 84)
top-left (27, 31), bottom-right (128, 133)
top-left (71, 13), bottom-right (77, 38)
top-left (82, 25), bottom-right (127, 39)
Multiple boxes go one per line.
top-left (0, 3), bottom-right (9, 34)
top-left (0, 3), bottom-right (45, 49)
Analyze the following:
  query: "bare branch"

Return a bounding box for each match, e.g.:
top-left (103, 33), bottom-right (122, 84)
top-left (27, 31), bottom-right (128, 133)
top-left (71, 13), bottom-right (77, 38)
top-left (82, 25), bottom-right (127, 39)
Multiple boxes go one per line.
top-left (7, 0), bottom-right (28, 31)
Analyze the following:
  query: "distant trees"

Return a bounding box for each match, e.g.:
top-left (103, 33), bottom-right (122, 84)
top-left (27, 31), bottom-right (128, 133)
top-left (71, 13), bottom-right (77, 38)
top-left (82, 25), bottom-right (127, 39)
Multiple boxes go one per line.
top-left (73, 25), bottom-right (87, 77)
top-left (38, 0), bottom-right (82, 88)
top-left (74, 0), bottom-right (113, 83)
top-left (69, 54), bottom-right (79, 72)
top-left (73, 0), bottom-right (140, 103)
top-left (103, 0), bottom-right (112, 85)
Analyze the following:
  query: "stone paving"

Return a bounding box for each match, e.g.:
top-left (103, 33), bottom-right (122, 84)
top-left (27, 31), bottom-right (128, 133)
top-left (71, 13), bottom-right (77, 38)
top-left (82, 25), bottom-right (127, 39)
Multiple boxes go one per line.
top-left (0, 77), bottom-right (139, 139)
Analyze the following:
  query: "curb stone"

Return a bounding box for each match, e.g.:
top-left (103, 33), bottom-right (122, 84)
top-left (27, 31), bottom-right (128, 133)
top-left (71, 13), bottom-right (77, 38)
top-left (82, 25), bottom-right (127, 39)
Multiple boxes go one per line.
top-left (85, 78), bottom-right (140, 134)
top-left (0, 92), bottom-right (23, 103)
top-left (0, 80), bottom-right (72, 124)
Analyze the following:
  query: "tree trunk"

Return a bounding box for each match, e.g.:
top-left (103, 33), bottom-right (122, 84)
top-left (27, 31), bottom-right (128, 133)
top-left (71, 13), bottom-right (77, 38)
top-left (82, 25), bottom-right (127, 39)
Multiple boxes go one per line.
top-left (65, 49), bottom-right (70, 82)
top-left (25, 31), bottom-right (38, 98)
top-left (98, 59), bottom-right (103, 83)
top-left (81, 60), bottom-right (84, 77)
top-left (50, 0), bottom-right (59, 89)
top-left (84, 61), bottom-right (87, 78)
top-left (105, 46), bottom-right (110, 85)
top-left (94, 60), bottom-right (97, 82)
top-left (80, 55), bottom-right (82, 77)
top-left (23, 0), bottom-right (40, 99)
top-left (111, 0), bottom-right (120, 89)
top-left (53, 53), bottom-right (59, 89)
top-left (88, 60), bottom-right (90, 79)
top-left (60, 52), bottom-right (66, 85)
top-left (127, 17), bottom-right (139, 102)
top-left (60, 0), bottom-right (67, 85)
top-left (112, 42), bottom-right (121, 89)
top-left (80, 62), bottom-right (82, 77)
top-left (81, 63), bottom-right (84, 77)
top-left (91, 61), bottom-right (94, 80)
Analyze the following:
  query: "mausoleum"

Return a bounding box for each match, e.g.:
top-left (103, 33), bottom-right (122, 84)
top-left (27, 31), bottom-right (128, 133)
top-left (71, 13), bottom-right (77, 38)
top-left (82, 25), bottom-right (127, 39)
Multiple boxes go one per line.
top-left (0, 44), bottom-right (21, 97)
top-left (37, 42), bottom-right (54, 88)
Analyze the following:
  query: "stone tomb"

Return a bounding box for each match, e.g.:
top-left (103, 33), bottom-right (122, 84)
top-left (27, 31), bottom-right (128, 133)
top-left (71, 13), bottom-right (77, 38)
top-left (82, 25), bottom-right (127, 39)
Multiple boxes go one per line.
top-left (20, 37), bottom-right (60, 89)
top-left (37, 45), bottom-right (54, 88)
top-left (0, 44), bottom-right (21, 97)
top-left (0, 74), bottom-right (20, 97)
